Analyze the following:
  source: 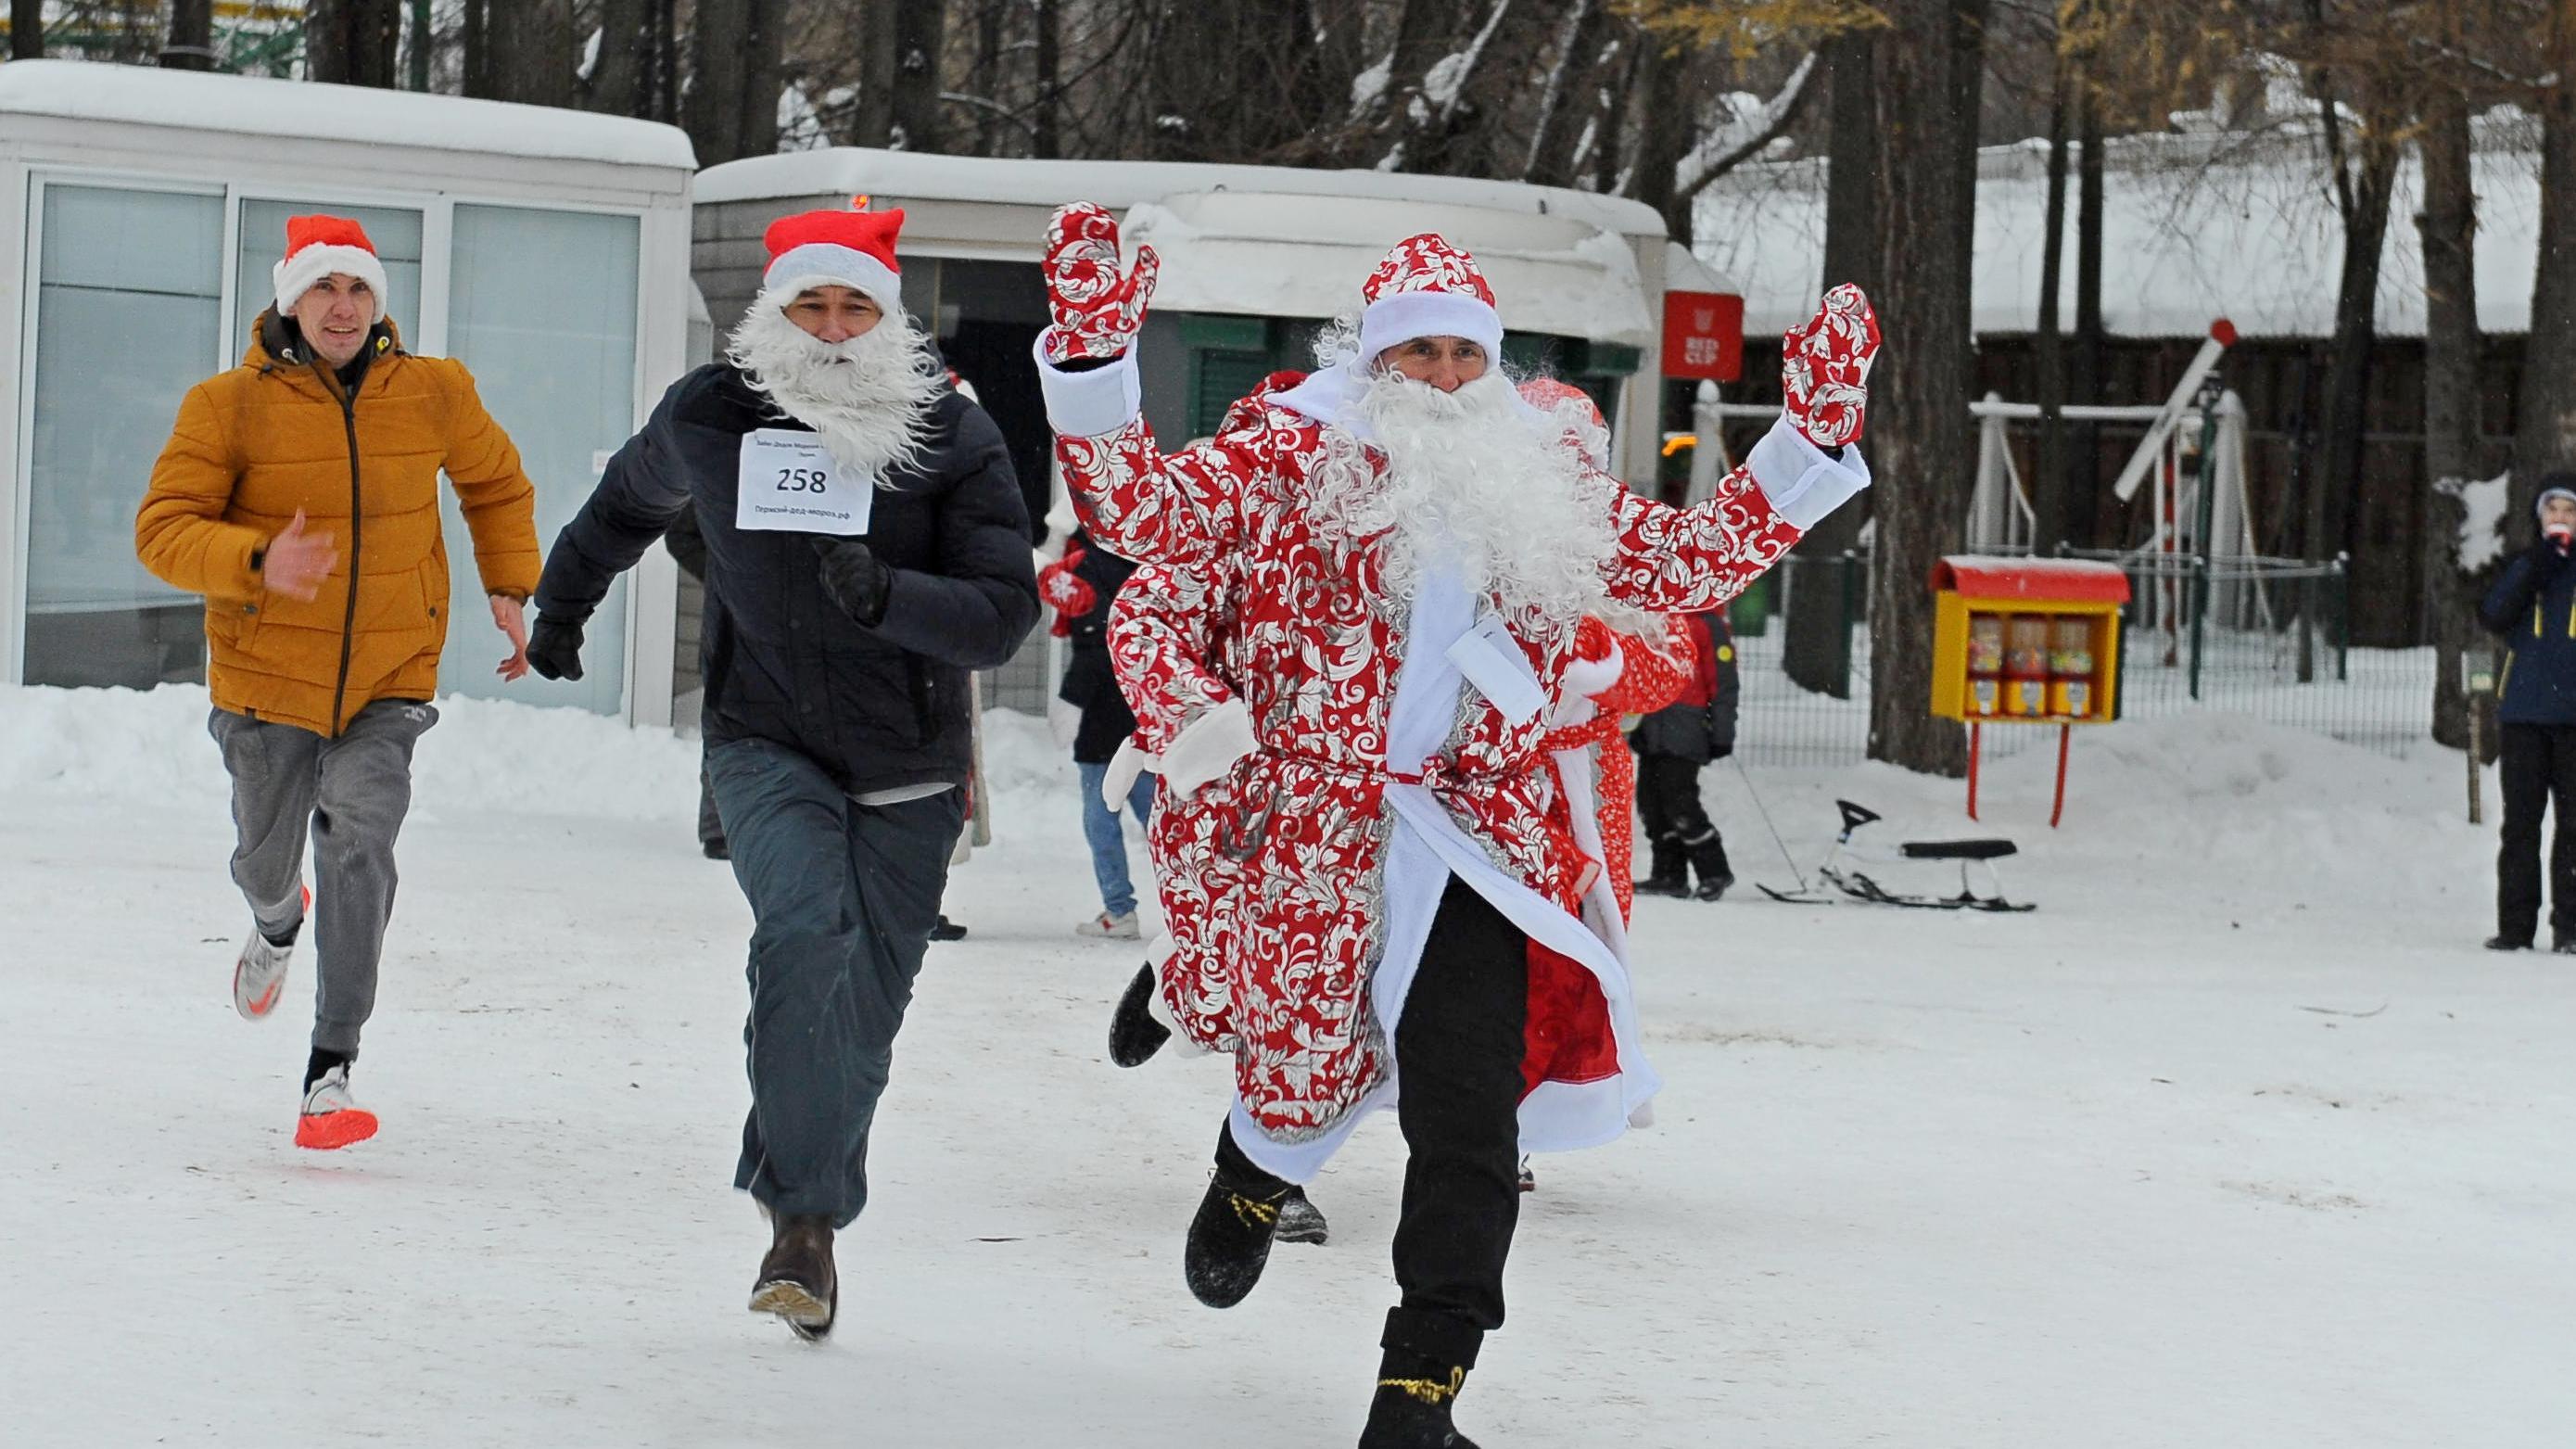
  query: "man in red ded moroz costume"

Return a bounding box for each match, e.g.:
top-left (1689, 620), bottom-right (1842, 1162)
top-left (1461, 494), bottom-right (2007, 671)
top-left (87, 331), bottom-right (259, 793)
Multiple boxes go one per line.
top-left (1034, 201), bottom-right (1878, 1445)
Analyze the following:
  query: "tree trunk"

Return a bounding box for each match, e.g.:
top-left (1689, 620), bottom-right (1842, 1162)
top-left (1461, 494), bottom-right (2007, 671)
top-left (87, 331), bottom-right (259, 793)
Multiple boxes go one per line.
top-left (1865, 0), bottom-right (1986, 777)
top-left (590, 0), bottom-right (671, 120)
top-left (1525, 0), bottom-right (1606, 185)
top-left (1783, 29), bottom-right (1884, 700)
top-left (476, 0), bottom-right (580, 107)
top-left (163, 0), bottom-right (213, 70)
top-left (9, 0), bottom-right (40, 60)
top-left (2308, 122), bottom-right (2401, 566)
top-left (1034, 0), bottom-right (1061, 158)
top-left (2518, 59), bottom-right (2576, 519)
top-left (2420, 84), bottom-right (2482, 752)
top-left (2068, 82), bottom-right (2105, 546)
top-left (1630, 41), bottom-right (1697, 233)
top-left (685, 0), bottom-right (786, 164)
top-left (2031, 58), bottom-right (2072, 553)
top-left (308, 0), bottom-right (402, 87)
top-left (857, 0), bottom-right (948, 151)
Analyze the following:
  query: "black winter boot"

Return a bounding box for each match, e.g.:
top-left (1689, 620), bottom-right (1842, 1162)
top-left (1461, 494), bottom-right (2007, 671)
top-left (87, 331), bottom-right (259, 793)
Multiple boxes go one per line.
top-left (1359, 1354), bottom-right (1480, 1448)
top-left (749, 1209), bottom-right (837, 1341)
top-left (1685, 830), bottom-right (1734, 902)
top-left (1185, 1131), bottom-right (1293, 1308)
top-left (2487, 934), bottom-right (2533, 951)
top-left (1634, 838), bottom-right (1689, 897)
top-left (1108, 962), bottom-right (1173, 1067)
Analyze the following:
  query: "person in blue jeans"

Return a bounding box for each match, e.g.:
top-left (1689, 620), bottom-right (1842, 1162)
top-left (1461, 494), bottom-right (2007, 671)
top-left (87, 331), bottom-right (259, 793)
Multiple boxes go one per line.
top-left (1045, 527), bottom-right (1156, 939)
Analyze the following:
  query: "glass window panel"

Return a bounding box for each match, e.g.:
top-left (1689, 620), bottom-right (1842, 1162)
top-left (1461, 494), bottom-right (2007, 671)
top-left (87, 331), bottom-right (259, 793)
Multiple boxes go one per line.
top-left (235, 199), bottom-right (423, 346)
top-left (23, 184), bottom-right (225, 689)
top-left (442, 204), bottom-right (641, 715)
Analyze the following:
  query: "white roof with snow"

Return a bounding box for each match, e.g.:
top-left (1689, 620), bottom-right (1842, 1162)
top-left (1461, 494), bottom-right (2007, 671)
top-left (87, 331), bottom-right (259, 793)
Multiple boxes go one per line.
top-left (1695, 110), bottom-right (2543, 339)
top-left (0, 59), bottom-right (695, 172)
top-left (697, 147), bottom-right (1669, 238)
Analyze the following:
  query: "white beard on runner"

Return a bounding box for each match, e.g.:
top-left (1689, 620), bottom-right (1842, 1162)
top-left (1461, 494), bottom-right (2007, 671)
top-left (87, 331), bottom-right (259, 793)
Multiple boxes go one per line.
top-left (1308, 367), bottom-right (1643, 633)
top-left (727, 299), bottom-right (943, 484)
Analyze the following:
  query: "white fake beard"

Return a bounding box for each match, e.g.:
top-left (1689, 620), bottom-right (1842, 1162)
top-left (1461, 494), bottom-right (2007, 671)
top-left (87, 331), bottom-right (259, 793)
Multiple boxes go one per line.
top-left (1307, 369), bottom-right (1642, 633)
top-left (727, 300), bottom-right (942, 483)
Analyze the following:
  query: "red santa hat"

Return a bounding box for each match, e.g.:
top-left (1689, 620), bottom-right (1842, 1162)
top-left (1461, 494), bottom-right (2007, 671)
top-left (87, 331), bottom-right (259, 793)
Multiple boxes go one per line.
top-left (760, 203), bottom-right (907, 314)
top-left (273, 214), bottom-right (389, 323)
top-left (1359, 233), bottom-right (1503, 362)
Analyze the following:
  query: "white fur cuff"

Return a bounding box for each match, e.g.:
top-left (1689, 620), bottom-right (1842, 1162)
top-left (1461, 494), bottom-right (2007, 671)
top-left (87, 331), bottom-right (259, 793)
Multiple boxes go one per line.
top-left (1161, 699), bottom-right (1254, 796)
top-left (1745, 413), bottom-right (1872, 531)
top-left (1103, 737), bottom-right (1157, 812)
top-left (1033, 337), bottom-right (1143, 438)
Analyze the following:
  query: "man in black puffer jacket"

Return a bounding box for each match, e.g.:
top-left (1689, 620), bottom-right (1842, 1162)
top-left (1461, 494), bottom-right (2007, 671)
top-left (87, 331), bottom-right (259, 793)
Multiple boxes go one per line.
top-left (527, 206), bottom-right (1038, 1340)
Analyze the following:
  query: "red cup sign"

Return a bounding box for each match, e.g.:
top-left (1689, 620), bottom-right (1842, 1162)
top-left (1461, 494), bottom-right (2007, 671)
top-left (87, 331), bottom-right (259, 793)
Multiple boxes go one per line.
top-left (1663, 290), bottom-right (1744, 382)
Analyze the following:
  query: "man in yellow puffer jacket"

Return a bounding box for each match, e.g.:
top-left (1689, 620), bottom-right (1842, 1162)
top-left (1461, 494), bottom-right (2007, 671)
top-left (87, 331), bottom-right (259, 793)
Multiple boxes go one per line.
top-left (134, 214), bottom-right (541, 1150)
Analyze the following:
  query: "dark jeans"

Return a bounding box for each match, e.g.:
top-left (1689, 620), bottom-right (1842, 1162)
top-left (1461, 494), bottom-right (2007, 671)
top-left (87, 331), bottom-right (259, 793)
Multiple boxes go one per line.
top-left (707, 737), bottom-right (965, 1228)
top-left (2497, 721), bottom-right (2576, 942)
top-left (697, 753), bottom-right (727, 853)
top-left (1637, 752), bottom-right (1716, 846)
top-left (1219, 877), bottom-right (1528, 1369)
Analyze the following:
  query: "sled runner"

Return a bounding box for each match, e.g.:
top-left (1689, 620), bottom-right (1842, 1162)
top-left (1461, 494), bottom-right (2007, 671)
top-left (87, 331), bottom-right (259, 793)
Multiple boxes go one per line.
top-left (1758, 800), bottom-right (2036, 913)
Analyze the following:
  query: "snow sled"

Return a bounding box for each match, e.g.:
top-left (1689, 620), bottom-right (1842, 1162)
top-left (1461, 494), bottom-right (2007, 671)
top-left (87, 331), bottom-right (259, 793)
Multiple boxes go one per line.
top-left (1758, 800), bottom-right (2035, 913)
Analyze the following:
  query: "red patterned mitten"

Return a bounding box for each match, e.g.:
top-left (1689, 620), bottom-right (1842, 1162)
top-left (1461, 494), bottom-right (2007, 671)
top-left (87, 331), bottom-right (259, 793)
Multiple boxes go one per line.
top-left (1037, 547), bottom-right (1097, 637)
top-left (1041, 202), bottom-right (1160, 364)
top-left (1781, 284), bottom-right (1880, 450)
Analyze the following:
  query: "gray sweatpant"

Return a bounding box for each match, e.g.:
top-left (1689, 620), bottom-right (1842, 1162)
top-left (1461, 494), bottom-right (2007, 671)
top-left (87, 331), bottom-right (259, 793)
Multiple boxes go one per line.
top-left (209, 700), bottom-right (437, 1056)
top-left (706, 736), bottom-right (963, 1228)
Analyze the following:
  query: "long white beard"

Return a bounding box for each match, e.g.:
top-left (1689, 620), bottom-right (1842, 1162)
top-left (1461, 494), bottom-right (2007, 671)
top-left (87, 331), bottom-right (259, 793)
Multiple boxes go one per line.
top-left (1307, 370), bottom-right (1637, 632)
top-left (727, 300), bottom-right (942, 483)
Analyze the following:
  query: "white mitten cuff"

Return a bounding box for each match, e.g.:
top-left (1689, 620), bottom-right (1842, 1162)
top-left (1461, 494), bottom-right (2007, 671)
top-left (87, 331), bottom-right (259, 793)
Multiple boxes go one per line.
top-left (1033, 337), bottom-right (1143, 438)
top-left (1747, 413), bottom-right (1872, 531)
top-left (1161, 698), bottom-right (1255, 796)
top-left (1103, 736), bottom-right (1158, 813)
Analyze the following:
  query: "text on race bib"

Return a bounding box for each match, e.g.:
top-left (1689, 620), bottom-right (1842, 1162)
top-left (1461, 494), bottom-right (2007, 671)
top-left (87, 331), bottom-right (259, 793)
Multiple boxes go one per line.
top-left (736, 428), bottom-right (876, 537)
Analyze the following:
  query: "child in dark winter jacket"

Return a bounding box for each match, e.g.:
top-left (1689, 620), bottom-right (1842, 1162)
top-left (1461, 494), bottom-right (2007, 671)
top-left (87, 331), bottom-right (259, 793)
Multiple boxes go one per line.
top-left (1041, 528), bottom-right (1157, 940)
top-left (1631, 609), bottom-right (1743, 901)
top-left (2479, 476), bottom-right (2576, 952)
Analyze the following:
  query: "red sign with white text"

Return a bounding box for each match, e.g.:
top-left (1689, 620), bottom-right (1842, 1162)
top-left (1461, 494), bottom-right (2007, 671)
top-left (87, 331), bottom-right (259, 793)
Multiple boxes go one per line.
top-left (1662, 290), bottom-right (1744, 381)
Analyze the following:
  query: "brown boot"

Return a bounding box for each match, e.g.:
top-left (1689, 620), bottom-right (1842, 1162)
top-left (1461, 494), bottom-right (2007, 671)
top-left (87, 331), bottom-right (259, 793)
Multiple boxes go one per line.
top-left (749, 1209), bottom-right (838, 1341)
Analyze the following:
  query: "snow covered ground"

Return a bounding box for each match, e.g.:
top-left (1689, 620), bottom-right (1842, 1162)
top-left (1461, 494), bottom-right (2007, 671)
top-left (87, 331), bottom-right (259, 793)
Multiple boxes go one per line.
top-left (3, 684), bottom-right (2570, 1447)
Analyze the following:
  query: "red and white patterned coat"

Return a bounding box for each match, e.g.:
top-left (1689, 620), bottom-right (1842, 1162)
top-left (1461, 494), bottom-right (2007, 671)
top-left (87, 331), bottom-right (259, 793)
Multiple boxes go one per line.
top-left (1062, 389), bottom-right (1808, 1143)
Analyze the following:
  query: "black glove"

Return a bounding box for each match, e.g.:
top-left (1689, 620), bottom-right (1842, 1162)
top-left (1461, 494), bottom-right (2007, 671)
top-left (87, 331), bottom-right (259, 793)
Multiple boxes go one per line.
top-left (526, 615), bottom-right (587, 681)
top-left (2534, 535), bottom-right (2574, 578)
top-left (814, 538), bottom-right (893, 626)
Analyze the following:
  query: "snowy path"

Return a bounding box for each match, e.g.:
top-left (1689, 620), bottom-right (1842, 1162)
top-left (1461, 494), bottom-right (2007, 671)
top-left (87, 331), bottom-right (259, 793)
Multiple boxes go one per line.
top-left (3, 688), bottom-right (2570, 1446)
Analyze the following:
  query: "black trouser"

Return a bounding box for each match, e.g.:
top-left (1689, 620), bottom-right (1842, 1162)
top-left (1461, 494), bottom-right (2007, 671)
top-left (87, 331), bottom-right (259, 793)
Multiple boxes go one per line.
top-left (706, 737), bottom-right (964, 1228)
top-left (1219, 877), bottom-right (1529, 1369)
top-left (1637, 753), bottom-right (1719, 851)
top-left (2497, 722), bottom-right (2576, 942)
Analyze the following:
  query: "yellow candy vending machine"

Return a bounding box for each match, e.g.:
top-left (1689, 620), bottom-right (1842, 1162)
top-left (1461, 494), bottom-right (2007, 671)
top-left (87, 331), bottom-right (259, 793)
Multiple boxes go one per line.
top-left (1927, 557), bottom-right (2130, 825)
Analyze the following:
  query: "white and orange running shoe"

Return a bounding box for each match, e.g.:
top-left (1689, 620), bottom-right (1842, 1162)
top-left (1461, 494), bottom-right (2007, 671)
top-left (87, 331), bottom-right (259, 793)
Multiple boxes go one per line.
top-left (232, 885), bottom-right (310, 1022)
top-left (295, 1062), bottom-right (378, 1150)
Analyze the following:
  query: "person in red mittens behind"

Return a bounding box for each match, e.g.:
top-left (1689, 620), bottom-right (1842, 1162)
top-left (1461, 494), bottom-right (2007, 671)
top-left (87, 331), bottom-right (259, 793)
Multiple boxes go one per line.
top-left (1041, 527), bottom-right (1158, 939)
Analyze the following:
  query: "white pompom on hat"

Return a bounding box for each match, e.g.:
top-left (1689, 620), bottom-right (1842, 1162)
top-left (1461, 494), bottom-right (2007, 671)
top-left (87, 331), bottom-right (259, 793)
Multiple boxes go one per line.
top-left (273, 214), bottom-right (389, 323)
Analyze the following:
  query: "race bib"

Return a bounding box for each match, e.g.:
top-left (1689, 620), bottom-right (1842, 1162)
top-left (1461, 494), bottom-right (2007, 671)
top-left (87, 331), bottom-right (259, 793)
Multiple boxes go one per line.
top-left (736, 429), bottom-right (875, 536)
top-left (1445, 613), bottom-right (1548, 726)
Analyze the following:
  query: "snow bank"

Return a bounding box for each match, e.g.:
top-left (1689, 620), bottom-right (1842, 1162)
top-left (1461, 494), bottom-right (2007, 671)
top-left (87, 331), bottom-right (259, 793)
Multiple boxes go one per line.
top-left (0, 684), bottom-right (699, 823)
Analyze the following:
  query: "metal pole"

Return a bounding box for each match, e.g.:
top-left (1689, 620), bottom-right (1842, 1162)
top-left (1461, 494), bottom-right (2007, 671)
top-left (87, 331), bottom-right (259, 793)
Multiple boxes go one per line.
top-left (1839, 548), bottom-right (1861, 698)
top-left (410, 0), bottom-right (433, 91)
top-left (2187, 375), bottom-right (2221, 702)
top-left (2341, 556), bottom-right (2355, 680)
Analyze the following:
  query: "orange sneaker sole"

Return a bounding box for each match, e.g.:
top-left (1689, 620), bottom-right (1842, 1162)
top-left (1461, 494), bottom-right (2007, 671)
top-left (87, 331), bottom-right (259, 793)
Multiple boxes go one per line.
top-left (294, 1109), bottom-right (378, 1150)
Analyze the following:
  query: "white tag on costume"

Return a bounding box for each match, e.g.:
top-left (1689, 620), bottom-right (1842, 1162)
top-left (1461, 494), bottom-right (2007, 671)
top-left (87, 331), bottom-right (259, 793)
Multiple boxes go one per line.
top-left (736, 429), bottom-right (875, 536)
top-left (1445, 613), bottom-right (1548, 726)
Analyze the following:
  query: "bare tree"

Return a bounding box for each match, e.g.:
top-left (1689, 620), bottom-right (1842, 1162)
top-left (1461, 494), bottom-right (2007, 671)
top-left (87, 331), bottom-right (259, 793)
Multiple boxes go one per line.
top-left (2516, 9), bottom-right (2576, 519)
top-left (688, 0), bottom-right (787, 164)
top-left (164, 0), bottom-right (212, 70)
top-left (1782, 28), bottom-right (1883, 699)
top-left (852, 0), bottom-right (949, 150)
top-left (2419, 81), bottom-right (2481, 750)
top-left (465, 0), bottom-right (581, 106)
top-left (1866, 0), bottom-right (1988, 775)
top-left (591, 0), bottom-right (681, 121)
top-left (308, 0), bottom-right (402, 86)
top-left (2028, 45), bottom-right (2073, 552)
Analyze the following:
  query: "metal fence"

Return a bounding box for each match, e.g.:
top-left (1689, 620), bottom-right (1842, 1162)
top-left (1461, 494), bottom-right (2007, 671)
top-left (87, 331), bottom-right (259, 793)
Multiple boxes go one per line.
top-left (1724, 550), bottom-right (2435, 768)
